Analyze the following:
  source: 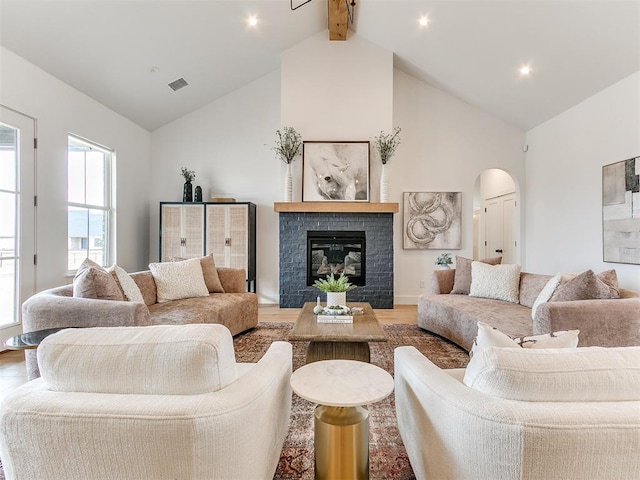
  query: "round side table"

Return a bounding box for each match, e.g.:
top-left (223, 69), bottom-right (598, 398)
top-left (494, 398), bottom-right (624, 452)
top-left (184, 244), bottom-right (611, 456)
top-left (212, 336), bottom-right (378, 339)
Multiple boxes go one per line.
top-left (290, 359), bottom-right (394, 480)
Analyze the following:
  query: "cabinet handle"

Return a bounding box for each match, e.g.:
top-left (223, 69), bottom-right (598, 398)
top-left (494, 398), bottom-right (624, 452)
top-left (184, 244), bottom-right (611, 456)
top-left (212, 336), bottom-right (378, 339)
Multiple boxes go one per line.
top-left (225, 238), bottom-right (231, 246)
top-left (181, 238), bottom-right (186, 247)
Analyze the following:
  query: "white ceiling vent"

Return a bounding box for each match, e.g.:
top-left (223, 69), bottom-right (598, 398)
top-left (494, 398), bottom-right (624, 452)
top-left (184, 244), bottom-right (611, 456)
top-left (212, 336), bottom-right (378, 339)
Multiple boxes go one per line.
top-left (168, 78), bottom-right (189, 91)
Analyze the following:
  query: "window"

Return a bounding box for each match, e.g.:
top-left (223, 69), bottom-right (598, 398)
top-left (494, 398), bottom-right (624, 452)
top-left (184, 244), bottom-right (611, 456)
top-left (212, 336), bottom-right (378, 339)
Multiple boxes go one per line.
top-left (67, 136), bottom-right (114, 271)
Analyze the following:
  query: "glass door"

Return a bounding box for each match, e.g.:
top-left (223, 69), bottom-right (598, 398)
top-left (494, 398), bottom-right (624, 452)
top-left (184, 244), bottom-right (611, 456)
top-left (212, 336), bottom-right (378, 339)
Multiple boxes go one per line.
top-left (0, 106), bottom-right (36, 349)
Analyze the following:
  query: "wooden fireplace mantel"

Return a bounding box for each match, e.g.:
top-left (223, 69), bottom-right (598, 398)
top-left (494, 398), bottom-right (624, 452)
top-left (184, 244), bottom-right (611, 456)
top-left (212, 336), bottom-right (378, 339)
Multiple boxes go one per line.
top-left (274, 202), bottom-right (399, 214)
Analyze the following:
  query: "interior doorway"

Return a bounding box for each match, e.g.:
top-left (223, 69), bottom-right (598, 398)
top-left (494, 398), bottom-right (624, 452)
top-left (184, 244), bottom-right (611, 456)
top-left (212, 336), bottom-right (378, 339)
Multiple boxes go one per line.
top-left (473, 169), bottom-right (520, 265)
top-left (0, 106), bottom-right (36, 349)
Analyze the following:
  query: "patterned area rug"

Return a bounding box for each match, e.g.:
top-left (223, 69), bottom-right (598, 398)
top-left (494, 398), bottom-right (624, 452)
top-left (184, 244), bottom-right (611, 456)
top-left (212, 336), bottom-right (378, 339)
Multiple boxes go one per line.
top-left (0, 322), bottom-right (468, 480)
top-left (233, 322), bottom-right (469, 480)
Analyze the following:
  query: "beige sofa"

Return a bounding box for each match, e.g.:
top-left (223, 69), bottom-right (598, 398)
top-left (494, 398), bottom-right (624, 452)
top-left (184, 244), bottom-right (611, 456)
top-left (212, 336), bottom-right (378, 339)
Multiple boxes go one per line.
top-left (22, 267), bottom-right (258, 379)
top-left (418, 268), bottom-right (640, 351)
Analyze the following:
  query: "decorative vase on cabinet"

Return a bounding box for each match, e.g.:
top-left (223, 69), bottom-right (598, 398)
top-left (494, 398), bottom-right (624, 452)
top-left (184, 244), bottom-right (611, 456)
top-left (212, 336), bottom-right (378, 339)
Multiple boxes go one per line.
top-left (183, 181), bottom-right (193, 202)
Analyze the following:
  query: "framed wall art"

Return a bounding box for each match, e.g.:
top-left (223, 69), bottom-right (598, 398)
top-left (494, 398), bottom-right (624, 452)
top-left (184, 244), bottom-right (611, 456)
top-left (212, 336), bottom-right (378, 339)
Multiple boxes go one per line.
top-left (302, 141), bottom-right (369, 202)
top-left (403, 192), bottom-right (462, 249)
top-left (603, 156), bottom-right (640, 264)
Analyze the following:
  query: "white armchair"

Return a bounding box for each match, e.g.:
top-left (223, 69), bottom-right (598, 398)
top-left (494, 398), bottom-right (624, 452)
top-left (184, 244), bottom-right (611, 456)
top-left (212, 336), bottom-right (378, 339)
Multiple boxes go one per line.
top-left (394, 345), bottom-right (640, 480)
top-left (0, 324), bottom-right (293, 480)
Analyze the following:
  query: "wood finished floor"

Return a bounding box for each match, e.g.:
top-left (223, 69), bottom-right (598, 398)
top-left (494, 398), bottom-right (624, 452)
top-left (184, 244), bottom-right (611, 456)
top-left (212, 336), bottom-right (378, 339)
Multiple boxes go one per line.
top-left (0, 305), bottom-right (417, 403)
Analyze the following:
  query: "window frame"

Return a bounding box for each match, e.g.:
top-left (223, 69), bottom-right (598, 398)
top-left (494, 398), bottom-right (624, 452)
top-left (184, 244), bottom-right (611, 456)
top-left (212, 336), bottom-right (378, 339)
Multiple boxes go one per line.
top-left (66, 135), bottom-right (115, 274)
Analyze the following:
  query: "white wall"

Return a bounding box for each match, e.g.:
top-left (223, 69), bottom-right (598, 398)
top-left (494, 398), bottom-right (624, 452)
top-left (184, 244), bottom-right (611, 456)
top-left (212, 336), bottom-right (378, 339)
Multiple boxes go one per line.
top-left (280, 31), bottom-right (393, 200)
top-left (0, 47), bottom-right (151, 291)
top-left (525, 72), bottom-right (640, 292)
top-left (150, 70), bottom-right (282, 303)
top-left (393, 69), bottom-right (525, 303)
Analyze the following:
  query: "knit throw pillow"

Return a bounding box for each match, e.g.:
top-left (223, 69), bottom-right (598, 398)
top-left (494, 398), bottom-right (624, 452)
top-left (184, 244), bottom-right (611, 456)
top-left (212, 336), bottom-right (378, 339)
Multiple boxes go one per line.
top-left (451, 255), bottom-right (502, 295)
top-left (149, 258), bottom-right (209, 303)
top-left (469, 262), bottom-right (521, 303)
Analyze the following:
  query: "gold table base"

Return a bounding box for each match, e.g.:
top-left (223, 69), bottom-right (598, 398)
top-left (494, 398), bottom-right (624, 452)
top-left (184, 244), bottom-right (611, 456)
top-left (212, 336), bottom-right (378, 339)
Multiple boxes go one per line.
top-left (314, 405), bottom-right (369, 480)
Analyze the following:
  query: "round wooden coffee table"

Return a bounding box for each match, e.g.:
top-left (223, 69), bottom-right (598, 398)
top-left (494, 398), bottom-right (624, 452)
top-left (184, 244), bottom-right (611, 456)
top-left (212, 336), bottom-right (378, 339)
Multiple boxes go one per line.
top-left (290, 359), bottom-right (394, 480)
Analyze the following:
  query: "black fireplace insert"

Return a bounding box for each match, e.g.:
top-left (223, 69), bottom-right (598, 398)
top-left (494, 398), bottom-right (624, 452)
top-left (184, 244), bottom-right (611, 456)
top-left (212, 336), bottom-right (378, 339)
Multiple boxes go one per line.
top-left (307, 231), bottom-right (366, 286)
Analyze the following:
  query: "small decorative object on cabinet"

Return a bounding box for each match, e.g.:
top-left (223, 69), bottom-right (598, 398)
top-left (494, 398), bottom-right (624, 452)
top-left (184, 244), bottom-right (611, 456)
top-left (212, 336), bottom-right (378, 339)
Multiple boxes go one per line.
top-left (194, 186), bottom-right (203, 202)
top-left (373, 127), bottom-right (401, 203)
top-left (159, 202), bottom-right (256, 292)
top-left (180, 167), bottom-right (196, 202)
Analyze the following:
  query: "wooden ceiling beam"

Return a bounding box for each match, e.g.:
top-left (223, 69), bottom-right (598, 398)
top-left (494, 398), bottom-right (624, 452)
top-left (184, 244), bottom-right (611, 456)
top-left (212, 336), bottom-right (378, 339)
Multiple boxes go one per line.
top-left (328, 0), bottom-right (348, 41)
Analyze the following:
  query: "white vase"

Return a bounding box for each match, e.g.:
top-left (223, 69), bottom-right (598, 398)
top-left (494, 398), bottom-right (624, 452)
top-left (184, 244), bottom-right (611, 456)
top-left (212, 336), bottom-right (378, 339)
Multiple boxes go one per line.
top-left (380, 163), bottom-right (389, 202)
top-left (284, 163), bottom-right (293, 202)
top-left (326, 291), bottom-right (346, 307)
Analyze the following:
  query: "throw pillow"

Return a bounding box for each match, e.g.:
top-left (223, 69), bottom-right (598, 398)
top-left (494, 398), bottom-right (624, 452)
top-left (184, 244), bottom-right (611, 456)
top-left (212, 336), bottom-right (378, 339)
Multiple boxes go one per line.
top-left (470, 321), bottom-right (580, 358)
top-left (469, 262), bottom-right (521, 303)
top-left (550, 269), bottom-right (620, 302)
top-left (451, 255), bottom-right (502, 295)
top-left (530, 273), bottom-right (562, 319)
top-left (200, 254), bottom-right (225, 293)
top-left (170, 255), bottom-right (225, 293)
top-left (73, 258), bottom-right (124, 301)
top-left (108, 264), bottom-right (145, 303)
top-left (149, 258), bottom-right (210, 303)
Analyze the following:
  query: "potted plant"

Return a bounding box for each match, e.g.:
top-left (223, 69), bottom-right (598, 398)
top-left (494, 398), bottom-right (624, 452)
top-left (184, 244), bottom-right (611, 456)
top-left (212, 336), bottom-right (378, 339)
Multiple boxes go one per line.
top-left (435, 253), bottom-right (453, 269)
top-left (373, 126), bottom-right (401, 202)
top-left (272, 126), bottom-right (302, 202)
top-left (313, 272), bottom-right (356, 307)
top-left (180, 167), bottom-right (196, 202)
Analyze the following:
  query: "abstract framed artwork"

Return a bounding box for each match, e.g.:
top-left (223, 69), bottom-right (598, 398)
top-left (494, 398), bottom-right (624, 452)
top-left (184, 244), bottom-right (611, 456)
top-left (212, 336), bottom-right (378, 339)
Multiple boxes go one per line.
top-left (602, 156), bottom-right (640, 264)
top-left (302, 141), bottom-right (369, 202)
top-left (403, 192), bottom-right (462, 249)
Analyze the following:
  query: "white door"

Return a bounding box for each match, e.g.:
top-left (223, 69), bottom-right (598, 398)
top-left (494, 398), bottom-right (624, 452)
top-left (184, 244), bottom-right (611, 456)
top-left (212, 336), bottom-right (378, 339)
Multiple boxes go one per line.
top-left (0, 106), bottom-right (36, 349)
top-left (484, 193), bottom-right (518, 264)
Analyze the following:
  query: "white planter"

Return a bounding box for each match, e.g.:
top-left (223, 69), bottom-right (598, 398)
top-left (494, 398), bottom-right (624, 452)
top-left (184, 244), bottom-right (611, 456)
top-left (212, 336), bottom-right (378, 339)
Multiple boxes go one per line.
top-left (284, 163), bottom-right (293, 202)
top-left (380, 163), bottom-right (389, 202)
top-left (326, 291), bottom-right (347, 307)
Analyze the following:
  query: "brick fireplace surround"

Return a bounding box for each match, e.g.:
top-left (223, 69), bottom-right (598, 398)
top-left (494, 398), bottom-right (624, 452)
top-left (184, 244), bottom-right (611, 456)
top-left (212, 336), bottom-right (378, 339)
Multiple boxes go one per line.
top-left (275, 203), bottom-right (398, 309)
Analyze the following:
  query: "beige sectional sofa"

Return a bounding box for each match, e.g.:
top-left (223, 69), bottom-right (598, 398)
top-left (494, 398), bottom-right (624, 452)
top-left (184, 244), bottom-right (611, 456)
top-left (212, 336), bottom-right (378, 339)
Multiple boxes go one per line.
top-left (22, 267), bottom-right (257, 379)
top-left (418, 268), bottom-right (640, 351)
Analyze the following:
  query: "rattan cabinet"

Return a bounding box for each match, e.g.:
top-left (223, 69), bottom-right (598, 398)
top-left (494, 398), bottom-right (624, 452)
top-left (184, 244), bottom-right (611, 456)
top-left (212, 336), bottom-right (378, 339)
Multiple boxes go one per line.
top-left (159, 202), bottom-right (256, 292)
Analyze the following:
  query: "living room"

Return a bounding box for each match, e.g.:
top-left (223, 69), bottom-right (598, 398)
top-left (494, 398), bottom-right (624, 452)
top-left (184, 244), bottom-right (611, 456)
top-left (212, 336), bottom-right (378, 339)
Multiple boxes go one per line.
top-left (0, 1), bottom-right (639, 478)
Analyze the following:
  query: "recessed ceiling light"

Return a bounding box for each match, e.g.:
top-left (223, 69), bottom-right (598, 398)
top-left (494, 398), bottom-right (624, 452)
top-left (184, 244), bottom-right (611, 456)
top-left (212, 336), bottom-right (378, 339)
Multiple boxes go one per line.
top-left (419, 16), bottom-right (429, 27)
top-left (247, 15), bottom-right (258, 27)
top-left (520, 65), bottom-right (532, 76)
top-left (149, 66), bottom-right (160, 74)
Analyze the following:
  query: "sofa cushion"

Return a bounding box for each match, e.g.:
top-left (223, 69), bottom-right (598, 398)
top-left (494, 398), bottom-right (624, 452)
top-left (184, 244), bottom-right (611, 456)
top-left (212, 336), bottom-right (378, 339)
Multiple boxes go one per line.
top-left (451, 255), bottom-right (502, 295)
top-left (469, 262), bottom-right (521, 303)
top-left (109, 264), bottom-right (145, 303)
top-left (550, 269), bottom-right (620, 302)
top-left (149, 258), bottom-right (210, 303)
top-left (73, 258), bottom-right (124, 301)
top-left (463, 345), bottom-right (640, 402)
top-left (531, 273), bottom-right (562, 318)
top-left (38, 324), bottom-right (238, 395)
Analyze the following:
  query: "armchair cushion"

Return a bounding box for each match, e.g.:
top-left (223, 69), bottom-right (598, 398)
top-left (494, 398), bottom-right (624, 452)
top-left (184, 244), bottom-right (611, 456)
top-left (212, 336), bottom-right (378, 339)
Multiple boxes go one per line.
top-left (38, 324), bottom-right (237, 395)
top-left (463, 345), bottom-right (640, 402)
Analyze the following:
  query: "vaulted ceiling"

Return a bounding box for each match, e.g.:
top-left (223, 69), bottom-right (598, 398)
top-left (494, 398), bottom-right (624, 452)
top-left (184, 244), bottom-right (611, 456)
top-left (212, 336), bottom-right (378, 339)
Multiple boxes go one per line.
top-left (1, 0), bottom-right (638, 131)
